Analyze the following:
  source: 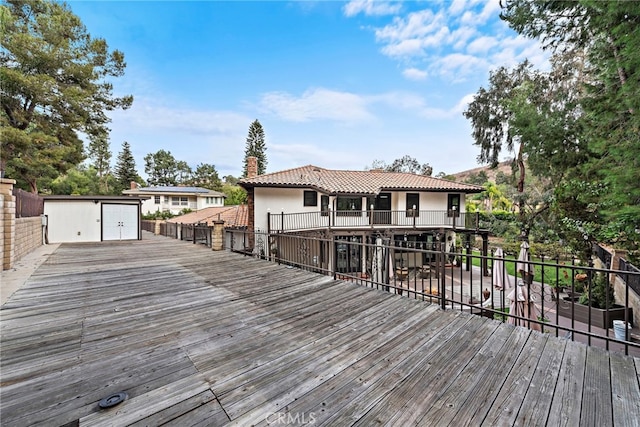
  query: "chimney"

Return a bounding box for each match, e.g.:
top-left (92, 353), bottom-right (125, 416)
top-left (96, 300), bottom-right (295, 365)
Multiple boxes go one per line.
top-left (247, 156), bottom-right (258, 178)
top-left (130, 181), bottom-right (138, 190)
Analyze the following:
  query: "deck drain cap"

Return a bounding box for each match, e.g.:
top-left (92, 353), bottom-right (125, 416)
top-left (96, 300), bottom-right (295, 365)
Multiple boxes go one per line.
top-left (99, 392), bottom-right (128, 409)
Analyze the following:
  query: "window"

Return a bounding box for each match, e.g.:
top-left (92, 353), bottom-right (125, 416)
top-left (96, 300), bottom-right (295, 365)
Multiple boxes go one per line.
top-left (406, 193), bottom-right (419, 217)
top-left (154, 195), bottom-right (160, 204)
top-left (205, 197), bottom-right (219, 204)
top-left (336, 196), bottom-right (362, 216)
top-left (303, 191), bottom-right (318, 207)
top-left (321, 195), bottom-right (329, 216)
top-left (172, 196), bottom-right (188, 206)
top-left (447, 194), bottom-right (460, 217)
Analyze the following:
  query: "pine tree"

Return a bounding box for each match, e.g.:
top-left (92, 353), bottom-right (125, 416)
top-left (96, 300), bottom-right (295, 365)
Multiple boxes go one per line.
top-left (1, 0), bottom-right (132, 193)
top-left (242, 119), bottom-right (267, 177)
top-left (114, 142), bottom-right (140, 191)
top-left (88, 135), bottom-right (112, 193)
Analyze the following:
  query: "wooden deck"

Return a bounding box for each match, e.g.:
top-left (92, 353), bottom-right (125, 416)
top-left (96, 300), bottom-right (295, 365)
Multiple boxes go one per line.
top-left (1, 234), bottom-right (639, 426)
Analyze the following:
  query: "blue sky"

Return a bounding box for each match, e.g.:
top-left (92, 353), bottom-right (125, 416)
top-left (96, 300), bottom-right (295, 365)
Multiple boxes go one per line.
top-left (68, 0), bottom-right (547, 179)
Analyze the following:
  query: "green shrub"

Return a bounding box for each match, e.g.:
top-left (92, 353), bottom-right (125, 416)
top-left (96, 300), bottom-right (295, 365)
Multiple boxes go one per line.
top-left (578, 273), bottom-right (615, 309)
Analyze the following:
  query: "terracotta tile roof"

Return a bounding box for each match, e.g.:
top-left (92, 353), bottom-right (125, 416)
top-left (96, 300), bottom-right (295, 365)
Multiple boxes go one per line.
top-left (167, 205), bottom-right (248, 228)
top-left (239, 165), bottom-right (483, 194)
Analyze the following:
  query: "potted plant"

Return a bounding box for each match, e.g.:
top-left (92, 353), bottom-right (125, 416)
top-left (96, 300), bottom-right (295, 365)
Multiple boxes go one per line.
top-left (558, 272), bottom-right (633, 329)
top-left (549, 279), bottom-right (566, 301)
top-left (578, 273), bottom-right (614, 309)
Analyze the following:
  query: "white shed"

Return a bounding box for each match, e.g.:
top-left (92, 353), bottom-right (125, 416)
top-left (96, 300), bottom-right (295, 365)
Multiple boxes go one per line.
top-left (43, 196), bottom-right (143, 243)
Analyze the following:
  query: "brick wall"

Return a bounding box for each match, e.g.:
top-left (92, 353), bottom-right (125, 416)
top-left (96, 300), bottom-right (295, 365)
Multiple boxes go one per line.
top-left (14, 217), bottom-right (43, 263)
top-left (1, 178), bottom-right (44, 270)
top-left (1, 179), bottom-right (16, 270)
top-left (0, 193), bottom-right (4, 270)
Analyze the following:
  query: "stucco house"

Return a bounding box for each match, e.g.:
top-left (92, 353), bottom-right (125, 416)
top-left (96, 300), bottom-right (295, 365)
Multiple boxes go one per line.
top-left (238, 157), bottom-right (487, 276)
top-left (123, 183), bottom-right (225, 215)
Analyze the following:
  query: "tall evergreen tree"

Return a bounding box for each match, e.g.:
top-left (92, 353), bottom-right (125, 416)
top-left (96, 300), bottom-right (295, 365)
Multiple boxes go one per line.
top-left (242, 119), bottom-right (267, 177)
top-left (114, 142), bottom-right (140, 191)
top-left (176, 160), bottom-right (192, 185)
top-left (0, 0), bottom-right (132, 193)
top-left (189, 163), bottom-right (222, 190)
top-left (88, 135), bottom-right (112, 193)
top-left (499, 0), bottom-right (640, 259)
top-left (144, 149), bottom-right (178, 186)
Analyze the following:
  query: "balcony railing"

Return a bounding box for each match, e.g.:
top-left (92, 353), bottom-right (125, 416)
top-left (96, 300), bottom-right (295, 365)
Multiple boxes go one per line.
top-left (156, 202), bottom-right (198, 211)
top-left (222, 229), bottom-right (640, 356)
top-left (268, 210), bottom-right (480, 232)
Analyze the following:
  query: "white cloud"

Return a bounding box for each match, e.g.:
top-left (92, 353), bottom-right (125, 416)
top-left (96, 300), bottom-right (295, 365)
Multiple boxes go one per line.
top-left (460, 0), bottom-right (501, 25)
top-left (449, 25), bottom-right (477, 50)
top-left (375, 9), bottom-right (445, 43)
top-left (110, 97), bottom-right (250, 135)
top-left (418, 93), bottom-right (475, 119)
top-left (369, 91), bottom-right (426, 110)
top-left (402, 67), bottom-right (428, 80)
top-left (343, 0), bottom-right (402, 17)
top-left (350, 1), bottom-right (546, 83)
top-left (259, 88), bottom-right (374, 123)
top-left (269, 142), bottom-right (357, 169)
top-left (430, 53), bottom-right (489, 82)
top-left (467, 36), bottom-right (498, 54)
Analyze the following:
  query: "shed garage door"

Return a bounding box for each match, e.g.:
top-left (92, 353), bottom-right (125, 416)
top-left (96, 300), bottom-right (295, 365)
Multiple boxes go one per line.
top-left (102, 204), bottom-right (139, 240)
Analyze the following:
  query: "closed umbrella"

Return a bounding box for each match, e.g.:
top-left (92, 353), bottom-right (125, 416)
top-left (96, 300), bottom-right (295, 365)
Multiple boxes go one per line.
top-left (516, 241), bottom-right (534, 283)
top-left (492, 247), bottom-right (512, 291)
top-left (507, 280), bottom-right (541, 332)
top-left (479, 247), bottom-right (512, 309)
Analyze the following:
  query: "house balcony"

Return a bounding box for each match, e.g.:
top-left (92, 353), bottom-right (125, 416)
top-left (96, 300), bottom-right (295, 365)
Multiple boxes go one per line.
top-left (267, 209), bottom-right (480, 233)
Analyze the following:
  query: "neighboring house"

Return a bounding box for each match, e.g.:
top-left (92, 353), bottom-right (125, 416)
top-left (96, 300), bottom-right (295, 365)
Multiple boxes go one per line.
top-left (44, 195), bottom-right (143, 243)
top-left (167, 205), bottom-right (248, 229)
top-left (238, 157), bottom-right (487, 276)
top-left (123, 183), bottom-right (225, 215)
top-left (167, 205), bottom-right (248, 250)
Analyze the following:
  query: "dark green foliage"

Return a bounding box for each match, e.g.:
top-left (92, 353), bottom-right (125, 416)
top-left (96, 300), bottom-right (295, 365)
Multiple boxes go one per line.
top-left (87, 136), bottom-right (112, 193)
top-left (498, 0), bottom-right (640, 262)
top-left (144, 150), bottom-right (179, 186)
top-left (222, 184), bottom-right (247, 205)
top-left (465, 1), bottom-right (639, 261)
top-left (114, 142), bottom-right (141, 191)
top-left (578, 273), bottom-right (615, 309)
top-left (242, 119), bottom-right (267, 177)
top-left (1, 0), bottom-right (132, 193)
top-left (190, 163), bottom-right (222, 191)
top-left (369, 155), bottom-right (433, 176)
top-left (464, 171), bottom-right (488, 186)
top-left (142, 210), bottom-right (174, 220)
top-left (49, 165), bottom-right (100, 195)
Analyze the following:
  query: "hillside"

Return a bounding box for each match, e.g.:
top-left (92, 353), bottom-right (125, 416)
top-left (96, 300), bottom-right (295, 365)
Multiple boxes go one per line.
top-left (451, 160), bottom-right (513, 183)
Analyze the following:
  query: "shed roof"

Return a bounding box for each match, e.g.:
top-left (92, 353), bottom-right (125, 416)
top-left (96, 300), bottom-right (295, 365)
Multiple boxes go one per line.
top-left (43, 195), bottom-right (144, 203)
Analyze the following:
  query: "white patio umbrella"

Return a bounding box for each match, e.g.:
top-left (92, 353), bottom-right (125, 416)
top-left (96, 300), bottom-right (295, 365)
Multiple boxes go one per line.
top-left (507, 280), bottom-right (542, 332)
top-left (516, 241), bottom-right (534, 282)
top-left (492, 247), bottom-right (512, 291)
top-left (479, 247), bottom-right (512, 308)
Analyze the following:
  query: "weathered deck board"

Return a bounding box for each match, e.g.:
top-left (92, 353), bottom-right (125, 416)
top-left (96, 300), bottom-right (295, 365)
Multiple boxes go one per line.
top-left (1, 234), bottom-right (639, 426)
top-left (581, 346), bottom-right (614, 426)
top-left (546, 340), bottom-right (587, 427)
